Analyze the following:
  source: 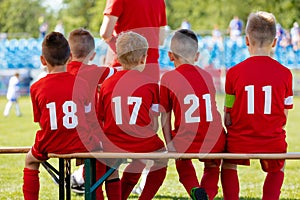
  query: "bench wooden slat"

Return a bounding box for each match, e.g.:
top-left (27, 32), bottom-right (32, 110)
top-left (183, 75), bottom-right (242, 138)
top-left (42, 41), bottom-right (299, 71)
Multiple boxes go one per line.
top-left (48, 152), bottom-right (300, 160)
top-left (0, 147), bottom-right (31, 154)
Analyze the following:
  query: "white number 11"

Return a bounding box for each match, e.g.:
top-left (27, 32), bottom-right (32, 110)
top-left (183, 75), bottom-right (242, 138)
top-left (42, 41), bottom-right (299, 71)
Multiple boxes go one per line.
top-left (245, 85), bottom-right (272, 114)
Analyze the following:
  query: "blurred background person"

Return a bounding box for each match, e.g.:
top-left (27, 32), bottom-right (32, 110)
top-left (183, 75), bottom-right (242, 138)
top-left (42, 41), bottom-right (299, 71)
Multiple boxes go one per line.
top-left (3, 72), bottom-right (22, 117)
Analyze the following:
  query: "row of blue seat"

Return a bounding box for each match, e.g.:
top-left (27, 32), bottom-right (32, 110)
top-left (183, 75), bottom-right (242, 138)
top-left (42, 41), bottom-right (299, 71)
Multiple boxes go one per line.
top-left (1, 36), bottom-right (300, 70)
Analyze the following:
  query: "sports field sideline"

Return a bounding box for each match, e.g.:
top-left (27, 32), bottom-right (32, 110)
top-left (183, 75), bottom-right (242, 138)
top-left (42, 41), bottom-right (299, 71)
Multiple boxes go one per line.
top-left (0, 95), bottom-right (300, 199)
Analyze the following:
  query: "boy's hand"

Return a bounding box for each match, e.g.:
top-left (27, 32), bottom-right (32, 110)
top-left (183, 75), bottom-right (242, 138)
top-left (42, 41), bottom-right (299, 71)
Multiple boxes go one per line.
top-left (167, 142), bottom-right (177, 152)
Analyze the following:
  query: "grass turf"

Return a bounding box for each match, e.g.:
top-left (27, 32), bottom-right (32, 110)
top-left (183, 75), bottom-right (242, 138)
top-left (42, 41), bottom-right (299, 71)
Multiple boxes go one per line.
top-left (0, 95), bottom-right (300, 199)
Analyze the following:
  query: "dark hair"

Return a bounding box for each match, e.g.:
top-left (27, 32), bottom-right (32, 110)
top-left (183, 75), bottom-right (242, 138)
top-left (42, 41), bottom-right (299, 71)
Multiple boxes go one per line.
top-left (68, 28), bottom-right (95, 59)
top-left (175, 29), bottom-right (198, 44)
top-left (42, 32), bottom-right (70, 66)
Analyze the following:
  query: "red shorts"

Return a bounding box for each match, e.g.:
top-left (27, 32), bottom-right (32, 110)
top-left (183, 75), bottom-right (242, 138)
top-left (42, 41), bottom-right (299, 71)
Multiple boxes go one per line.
top-left (224, 131), bottom-right (287, 172)
top-left (102, 134), bottom-right (166, 153)
top-left (224, 159), bottom-right (285, 172)
top-left (31, 130), bottom-right (95, 161)
top-left (173, 129), bottom-right (226, 153)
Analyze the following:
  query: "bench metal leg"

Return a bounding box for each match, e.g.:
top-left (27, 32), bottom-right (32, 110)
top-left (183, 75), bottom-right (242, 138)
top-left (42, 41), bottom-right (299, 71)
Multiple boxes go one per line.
top-left (85, 158), bottom-right (96, 200)
top-left (59, 158), bottom-right (65, 200)
top-left (84, 159), bottom-right (124, 200)
top-left (65, 159), bottom-right (71, 200)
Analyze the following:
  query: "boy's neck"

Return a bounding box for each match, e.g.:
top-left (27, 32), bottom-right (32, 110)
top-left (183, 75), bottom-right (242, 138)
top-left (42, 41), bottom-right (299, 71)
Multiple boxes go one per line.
top-left (174, 59), bottom-right (194, 68)
top-left (71, 58), bottom-right (89, 64)
top-left (123, 64), bottom-right (145, 72)
top-left (48, 65), bottom-right (66, 74)
top-left (249, 46), bottom-right (272, 57)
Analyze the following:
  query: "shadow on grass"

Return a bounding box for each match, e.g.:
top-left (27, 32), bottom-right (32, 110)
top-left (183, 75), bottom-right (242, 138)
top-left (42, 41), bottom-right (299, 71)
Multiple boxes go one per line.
top-left (129, 196), bottom-right (299, 200)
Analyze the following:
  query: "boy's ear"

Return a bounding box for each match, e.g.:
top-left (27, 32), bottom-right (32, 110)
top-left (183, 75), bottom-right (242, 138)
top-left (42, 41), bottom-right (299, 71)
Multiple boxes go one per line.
top-left (67, 53), bottom-right (72, 64)
top-left (194, 52), bottom-right (200, 62)
top-left (140, 54), bottom-right (147, 64)
top-left (168, 51), bottom-right (175, 61)
top-left (272, 38), bottom-right (277, 48)
top-left (89, 51), bottom-right (96, 61)
top-left (245, 36), bottom-right (250, 46)
top-left (40, 56), bottom-right (47, 66)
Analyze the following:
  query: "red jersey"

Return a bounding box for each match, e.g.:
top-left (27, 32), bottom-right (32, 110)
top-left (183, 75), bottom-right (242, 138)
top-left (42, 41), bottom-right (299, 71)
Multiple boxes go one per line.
top-left (98, 70), bottom-right (165, 152)
top-left (104, 0), bottom-right (167, 80)
top-left (30, 72), bottom-right (98, 160)
top-left (160, 64), bottom-right (225, 153)
top-left (225, 56), bottom-right (293, 153)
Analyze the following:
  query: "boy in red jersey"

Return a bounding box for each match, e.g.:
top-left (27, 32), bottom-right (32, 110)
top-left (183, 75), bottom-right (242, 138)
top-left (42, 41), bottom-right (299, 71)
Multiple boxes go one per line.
top-left (221, 11), bottom-right (293, 200)
top-left (160, 29), bottom-right (225, 200)
top-left (98, 31), bottom-right (167, 200)
top-left (23, 32), bottom-right (99, 200)
top-left (67, 28), bottom-right (116, 198)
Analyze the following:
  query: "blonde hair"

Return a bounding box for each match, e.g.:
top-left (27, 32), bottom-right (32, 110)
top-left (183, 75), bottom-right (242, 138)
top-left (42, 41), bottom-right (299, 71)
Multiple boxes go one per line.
top-left (246, 11), bottom-right (276, 47)
top-left (116, 32), bottom-right (148, 67)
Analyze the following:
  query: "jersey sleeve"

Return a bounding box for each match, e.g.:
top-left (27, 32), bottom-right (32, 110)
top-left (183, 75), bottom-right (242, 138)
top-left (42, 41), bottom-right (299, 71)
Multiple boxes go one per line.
top-left (159, 75), bottom-right (172, 113)
top-left (103, 0), bottom-right (123, 17)
top-left (30, 84), bottom-right (41, 123)
top-left (284, 70), bottom-right (293, 109)
top-left (98, 67), bottom-right (116, 84)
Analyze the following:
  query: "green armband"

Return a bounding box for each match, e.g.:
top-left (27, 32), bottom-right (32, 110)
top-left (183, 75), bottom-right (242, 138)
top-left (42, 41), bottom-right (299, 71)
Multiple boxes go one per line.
top-left (225, 94), bottom-right (235, 108)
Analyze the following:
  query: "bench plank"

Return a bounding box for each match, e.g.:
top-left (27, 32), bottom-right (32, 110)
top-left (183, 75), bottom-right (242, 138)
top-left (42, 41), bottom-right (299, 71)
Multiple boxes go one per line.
top-left (48, 152), bottom-right (300, 160)
top-left (0, 147), bottom-right (31, 154)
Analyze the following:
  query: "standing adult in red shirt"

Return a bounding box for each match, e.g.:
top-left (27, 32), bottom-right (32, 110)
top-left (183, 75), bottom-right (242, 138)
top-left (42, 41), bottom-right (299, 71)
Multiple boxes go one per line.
top-left (100, 0), bottom-right (167, 82)
top-left (221, 11), bottom-right (294, 200)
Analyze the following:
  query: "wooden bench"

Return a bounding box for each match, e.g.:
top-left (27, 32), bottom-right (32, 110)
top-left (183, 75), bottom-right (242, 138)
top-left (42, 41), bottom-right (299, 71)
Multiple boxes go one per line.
top-left (1, 148), bottom-right (300, 200)
top-left (48, 152), bottom-right (300, 200)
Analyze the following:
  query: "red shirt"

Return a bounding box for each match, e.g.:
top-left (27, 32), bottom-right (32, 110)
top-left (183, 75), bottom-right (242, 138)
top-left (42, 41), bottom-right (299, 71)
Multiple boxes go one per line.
top-left (160, 64), bottom-right (225, 153)
top-left (30, 73), bottom-right (97, 160)
top-left (98, 70), bottom-right (165, 152)
top-left (225, 56), bottom-right (293, 153)
top-left (104, 0), bottom-right (167, 80)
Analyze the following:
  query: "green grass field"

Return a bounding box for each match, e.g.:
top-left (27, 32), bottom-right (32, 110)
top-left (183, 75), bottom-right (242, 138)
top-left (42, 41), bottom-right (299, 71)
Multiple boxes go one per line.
top-left (0, 95), bottom-right (300, 200)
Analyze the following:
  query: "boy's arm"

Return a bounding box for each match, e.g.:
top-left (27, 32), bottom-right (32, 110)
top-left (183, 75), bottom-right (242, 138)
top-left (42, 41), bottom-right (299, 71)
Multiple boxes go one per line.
top-left (283, 109), bottom-right (289, 129)
top-left (224, 112), bottom-right (232, 127)
top-left (152, 115), bottom-right (159, 132)
top-left (161, 112), bottom-right (176, 152)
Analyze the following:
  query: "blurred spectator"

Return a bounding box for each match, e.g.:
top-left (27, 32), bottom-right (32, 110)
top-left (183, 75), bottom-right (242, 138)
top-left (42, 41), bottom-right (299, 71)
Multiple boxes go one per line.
top-left (212, 24), bottom-right (224, 50)
top-left (228, 16), bottom-right (243, 40)
top-left (181, 19), bottom-right (191, 30)
top-left (54, 21), bottom-right (65, 35)
top-left (3, 72), bottom-right (22, 117)
top-left (39, 22), bottom-right (48, 38)
top-left (290, 22), bottom-right (300, 51)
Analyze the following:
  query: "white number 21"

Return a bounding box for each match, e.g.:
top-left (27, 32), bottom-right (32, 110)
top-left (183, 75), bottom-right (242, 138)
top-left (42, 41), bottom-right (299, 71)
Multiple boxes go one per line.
top-left (184, 94), bottom-right (213, 123)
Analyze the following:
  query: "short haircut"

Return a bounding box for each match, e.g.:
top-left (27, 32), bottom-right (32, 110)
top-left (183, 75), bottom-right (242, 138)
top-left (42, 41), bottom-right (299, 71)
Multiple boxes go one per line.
top-left (246, 11), bottom-right (276, 47)
top-left (170, 29), bottom-right (198, 60)
top-left (68, 28), bottom-right (95, 59)
top-left (116, 31), bottom-right (148, 67)
top-left (42, 32), bottom-right (70, 66)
